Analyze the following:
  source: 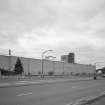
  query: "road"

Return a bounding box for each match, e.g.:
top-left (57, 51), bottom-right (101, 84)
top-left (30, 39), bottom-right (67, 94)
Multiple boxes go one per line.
top-left (0, 79), bottom-right (105, 105)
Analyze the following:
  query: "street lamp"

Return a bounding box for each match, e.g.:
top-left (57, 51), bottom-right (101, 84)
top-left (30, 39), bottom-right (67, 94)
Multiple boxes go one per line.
top-left (41, 50), bottom-right (53, 78)
top-left (8, 49), bottom-right (12, 71)
top-left (52, 57), bottom-right (56, 74)
top-left (45, 56), bottom-right (56, 76)
top-left (49, 56), bottom-right (56, 74)
top-left (28, 59), bottom-right (30, 76)
top-left (61, 61), bottom-right (65, 75)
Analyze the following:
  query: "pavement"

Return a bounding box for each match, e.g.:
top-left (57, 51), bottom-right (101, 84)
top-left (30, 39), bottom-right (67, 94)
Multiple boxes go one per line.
top-left (0, 77), bottom-right (92, 88)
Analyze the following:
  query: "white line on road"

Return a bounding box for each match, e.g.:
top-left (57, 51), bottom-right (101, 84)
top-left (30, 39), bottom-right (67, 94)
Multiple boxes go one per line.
top-left (17, 92), bottom-right (32, 96)
top-left (19, 81), bottom-right (29, 82)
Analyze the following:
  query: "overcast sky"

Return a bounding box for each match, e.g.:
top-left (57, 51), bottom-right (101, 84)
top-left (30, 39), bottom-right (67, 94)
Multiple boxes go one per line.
top-left (0, 0), bottom-right (105, 67)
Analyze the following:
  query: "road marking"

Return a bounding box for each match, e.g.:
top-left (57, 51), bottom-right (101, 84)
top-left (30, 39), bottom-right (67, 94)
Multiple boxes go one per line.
top-left (19, 81), bottom-right (29, 82)
top-left (72, 86), bottom-right (82, 89)
top-left (15, 82), bottom-right (25, 84)
top-left (17, 92), bottom-right (32, 96)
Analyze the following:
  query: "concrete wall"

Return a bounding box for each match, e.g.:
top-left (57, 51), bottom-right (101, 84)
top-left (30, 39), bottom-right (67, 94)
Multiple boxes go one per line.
top-left (0, 55), bottom-right (95, 75)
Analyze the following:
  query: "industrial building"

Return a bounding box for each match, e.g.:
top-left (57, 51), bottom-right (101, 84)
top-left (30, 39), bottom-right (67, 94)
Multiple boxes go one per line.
top-left (0, 54), bottom-right (95, 75)
top-left (61, 53), bottom-right (75, 63)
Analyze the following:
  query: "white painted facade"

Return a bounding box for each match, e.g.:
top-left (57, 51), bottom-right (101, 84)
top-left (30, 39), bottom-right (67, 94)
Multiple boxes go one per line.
top-left (0, 55), bottom-right (95, 75)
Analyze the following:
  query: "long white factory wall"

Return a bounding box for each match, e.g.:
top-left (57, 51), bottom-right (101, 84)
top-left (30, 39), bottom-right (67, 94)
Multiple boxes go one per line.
top-left (0, 55), bottom-right (95, 75)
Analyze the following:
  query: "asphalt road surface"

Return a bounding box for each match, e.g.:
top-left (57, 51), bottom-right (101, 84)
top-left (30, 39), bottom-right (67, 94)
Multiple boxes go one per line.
top-left (0, 79), bottom-right (105, 105)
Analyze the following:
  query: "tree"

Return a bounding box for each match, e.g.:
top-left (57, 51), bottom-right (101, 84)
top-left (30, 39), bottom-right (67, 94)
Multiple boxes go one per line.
top-left (14, 58), bottom-right (24, 75)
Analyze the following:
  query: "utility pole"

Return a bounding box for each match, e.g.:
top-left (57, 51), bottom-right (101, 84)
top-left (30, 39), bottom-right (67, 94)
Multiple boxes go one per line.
top-left (9, 49), bottom-right (11, 55)
top-left (8, 49), bottom-right (11, 71)
top-left (28, 59), bottom-right (30, 76)
top-left (41, 50), bottom-right (53, 78)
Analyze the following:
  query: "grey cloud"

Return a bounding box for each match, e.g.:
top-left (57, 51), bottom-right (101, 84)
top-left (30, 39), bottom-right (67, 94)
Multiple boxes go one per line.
top-left (0, 0), bottom-right (59, 34)
top-left (0, 32), bottom-right (19, 46)
top-left (0, 0), bottom-right (105, 64)
top-left (0, 0), bottom-right (104, 34)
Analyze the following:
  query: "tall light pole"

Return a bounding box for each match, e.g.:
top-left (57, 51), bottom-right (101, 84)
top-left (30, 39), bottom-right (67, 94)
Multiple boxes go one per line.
top-left (93, 63), bottom-right (97, 80)
top-left (9, 49), bottom-right (11, 71)
top-left (47, 56), bottom-right (56, 74)
top-left (45, 56), bottom-right (56, 76)
top-left (41, 50), bottom-right (53, 78)
top-left (61, 61), bottom-right (65, 75)
top-left (52, 57), bottom-right (56, 74)
top-left (28, 59), bottom-right (30, 76)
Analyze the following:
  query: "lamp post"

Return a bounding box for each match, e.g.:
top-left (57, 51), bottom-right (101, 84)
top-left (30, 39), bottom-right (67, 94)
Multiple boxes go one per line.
top-left (49, 56), bottom-right (56, 74)
top-left (45, 56), bottom-right (56, 76)
top-left (41, 50), bottom-right (53, 78)
top-left (52, 57), bottom-right (56, 74)
top-left (93, 63), bottom-right (97, 80)
top-left (8, 49), bottom-right (11, 71)
top-left (61, 61), bottom-right (65, 75)
top-left (28, 59), bottom-right (30, 76)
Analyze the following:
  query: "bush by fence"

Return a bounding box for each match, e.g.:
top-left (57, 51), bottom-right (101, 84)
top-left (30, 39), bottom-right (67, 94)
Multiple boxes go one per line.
top-left (0, 68), bottom-right (15, 76)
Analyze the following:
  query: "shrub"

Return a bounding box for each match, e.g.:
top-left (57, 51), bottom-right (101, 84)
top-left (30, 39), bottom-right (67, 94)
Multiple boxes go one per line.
top-left (48, 71), bottom-right (54, 76)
